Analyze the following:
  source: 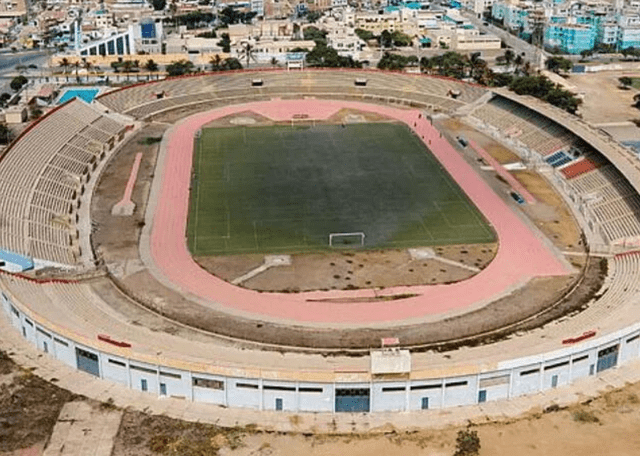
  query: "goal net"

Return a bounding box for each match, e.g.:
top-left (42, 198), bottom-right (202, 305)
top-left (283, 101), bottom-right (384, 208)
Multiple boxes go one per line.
top-left (329, 232), bottom-right (365, 248)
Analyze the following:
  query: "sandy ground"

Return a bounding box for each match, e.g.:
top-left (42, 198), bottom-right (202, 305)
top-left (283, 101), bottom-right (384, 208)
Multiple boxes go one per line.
top-left (567, 71), bottom-right (640, 124)
top-left (105, 378), bottom-right (640, 456)
top-left (441, 118), bottom-right (584, 254)
top-left (198, 244), bottom-right (497, 292)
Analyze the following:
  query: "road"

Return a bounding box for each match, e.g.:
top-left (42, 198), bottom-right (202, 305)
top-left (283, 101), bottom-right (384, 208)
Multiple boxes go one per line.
top-left (460, 11), bottom-right (548, 68)
top-left (0, 49), bottom-right (51, 95)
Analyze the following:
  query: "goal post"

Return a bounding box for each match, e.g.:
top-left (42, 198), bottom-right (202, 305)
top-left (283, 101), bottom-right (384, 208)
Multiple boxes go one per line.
top-left (329, 232), bottom-right (365, 248)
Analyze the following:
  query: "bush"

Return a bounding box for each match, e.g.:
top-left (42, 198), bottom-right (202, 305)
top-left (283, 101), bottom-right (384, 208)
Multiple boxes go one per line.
top-left (10, 75), bottom-right (27, 91)
top-left (572, 408), bottom-right (600, 423)
top-left (454, 429), bottom-right (481, 456)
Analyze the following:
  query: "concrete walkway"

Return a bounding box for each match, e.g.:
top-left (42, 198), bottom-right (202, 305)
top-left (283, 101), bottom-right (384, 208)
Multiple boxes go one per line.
top-left (42, 401), bottom-right (122, 456)
top-left (3, 310), bottom-right (640, 434)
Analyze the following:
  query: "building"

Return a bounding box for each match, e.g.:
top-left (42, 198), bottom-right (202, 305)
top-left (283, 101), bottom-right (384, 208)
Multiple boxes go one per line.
top-left (544, 22), bottom-right (596, 53)
top-left (75, 20), bottom-right (164, 57)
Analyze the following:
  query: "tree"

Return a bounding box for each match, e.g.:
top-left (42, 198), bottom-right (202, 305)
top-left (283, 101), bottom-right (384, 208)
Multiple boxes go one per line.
top-left (0, 123), bottom-right (10, 144)
top-left (354, 28), bottom-right (375, 42)
top-left (619, 76), bottom-right (633, 89)
top-left (29, 106), bottom-right (43, 120)
top-left (377, 52), bottom-right (414, 70)
top-left (218, 33), bottom-right (231, 53)
top-left (209, 55), bottom-right (242, 71)
top-left (218, 6), bottom-right (256, 26)
top-left (122, 60), bottom-right (134, 80)
top-left (503, 49), bottom-right (515, 68)
top-left (490, 72), bottom-right (514, 87)
top-left (223, 57), bottom-right (242, 70)
top-left (306, 10), bottom-right (322, 23)
top-left (10, 75), bottom-right (27, 91)
top-left (151, 0), bottom-right (166, 10)
top-left (420, 56), bottom-right (434, 74)
top-left (379, 30), bottom-right (393, 49)
top-left (391, 30), bottom-right (412, 47)
top-left (166, 59), bottom-right (194, 76)
top-left (580, 49), bottom-right (593, 60)
top-left (210, 54), bottom-right (222, 71)
top-left (454, 429), bottom-right (481, 456)
top-left (508, 74), bottom-right (582, 113)
top-left (145, 59), bottom-right (159, 80)
top-left (546, 56), bottom-right (573, 74)
top-left (270, 57), bottom-right (279, 67)
top-left (83, 60), bottom-right (93, 80)
top-left (73, 60), bottom-right (81, 82)
top-left (239, 41), bottom-right (256, 67)
top-left (303, 26), bottom-right (328, 44)
top-left (0, 92), bottom-right (11, 107)
top-left (306, 43), bottom-right (360, 68)
top-left (514, 54), bottom-right (523, 72)
top-left (59, 57), bottom-right (70, 81)
top-left (469, 52), bottom-right (489, 84)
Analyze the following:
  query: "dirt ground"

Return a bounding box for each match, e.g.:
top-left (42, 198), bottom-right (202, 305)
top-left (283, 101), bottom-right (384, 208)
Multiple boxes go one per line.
top-left (514, 170), bottom-right (583, 252)
top-left (106, 378), bottom-right (640, 456)
top-left (441, 118), bottom-right (584, 254)
top-left (567, 71), bottom-right (640, 124)
top-left (91, 123), bottom-right (167, 262)
top-left (0, 351), bottom-right (74, 455)
top-left (198, 243), bottom-right (497, 292)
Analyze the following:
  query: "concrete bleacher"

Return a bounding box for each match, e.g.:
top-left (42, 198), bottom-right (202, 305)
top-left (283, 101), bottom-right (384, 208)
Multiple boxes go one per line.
top-left (471, 95), bottom-right (578, 156)
top-left (97, 70), bottom-right (487, 119)
top-left (0, 99), bottom-right (128, 268)
top-left (468, 91), bottom-right (640, 245)
top-left (566, 164), bottom-right (640, 244)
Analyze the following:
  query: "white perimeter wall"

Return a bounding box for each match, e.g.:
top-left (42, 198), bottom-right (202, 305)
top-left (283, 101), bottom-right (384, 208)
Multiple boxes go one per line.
top-left (3, 289), bottom-right (640, 414)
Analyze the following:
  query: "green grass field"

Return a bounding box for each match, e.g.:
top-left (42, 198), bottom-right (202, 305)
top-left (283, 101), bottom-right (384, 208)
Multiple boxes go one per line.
top-left (187, 123), bottom-right (494, 256)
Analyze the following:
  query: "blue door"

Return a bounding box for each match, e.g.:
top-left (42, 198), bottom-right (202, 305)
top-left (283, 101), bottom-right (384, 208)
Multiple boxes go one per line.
top-left (75, 348), bottom-right (100, 377)
top-left (275, 398), bottom-right (283, 411)
top-left (421, 397), bottom-right (429, 410)
top-left (160, 383), bottom-right (167, 396)
top-left (597, 345), bottom-right (619, 373)
top-left (335, 388), bottom-right (370, 413)
top-left (478, 390), bottom-right (487, 403)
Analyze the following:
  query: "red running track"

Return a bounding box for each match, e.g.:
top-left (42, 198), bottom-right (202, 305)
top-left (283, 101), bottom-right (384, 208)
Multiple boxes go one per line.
top-left (150, 99), bottom-right (572, 324)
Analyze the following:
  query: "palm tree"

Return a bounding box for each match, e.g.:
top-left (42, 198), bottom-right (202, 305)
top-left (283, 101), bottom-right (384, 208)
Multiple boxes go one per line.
top-left (504, 49), bottom-right (515, 70)
top-left (469, 52), bottom-right (488, 84)
top-left (73, 60), bottom-right (81, 82)
top-left (210, 54), bottom-right (222, 71)
top-left (122, 60), bottom-right (134, 81)
top-left (270, 57), bottom-right (279, 68)
top-left (514, 54), bottom-right (523, 74)
top-left (83, 60), bottom-right (93, 82)
top-left (145, 59), bottom-right (159, 80)
top-left (239, 41), bottom-right (257, 68)
top-left (59, 57), bottom-right (70, 82)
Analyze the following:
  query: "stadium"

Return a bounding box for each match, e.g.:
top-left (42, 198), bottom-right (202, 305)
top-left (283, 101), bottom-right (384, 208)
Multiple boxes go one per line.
top-left (1, 69), bottom-right (640, 415)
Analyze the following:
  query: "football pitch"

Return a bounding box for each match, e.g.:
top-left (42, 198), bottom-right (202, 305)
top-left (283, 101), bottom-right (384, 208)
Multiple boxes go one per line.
top-left (187, 123), bottom-right (495, 256)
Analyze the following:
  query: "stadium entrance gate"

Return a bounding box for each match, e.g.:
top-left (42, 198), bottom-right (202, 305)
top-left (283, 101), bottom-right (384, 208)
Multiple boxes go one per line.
top-left (75, 347), bottom-right (100, 377)
top-left (335, 388), bottom-right (371, 412)
top-left (596, 344), bottom-right (619, 373)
